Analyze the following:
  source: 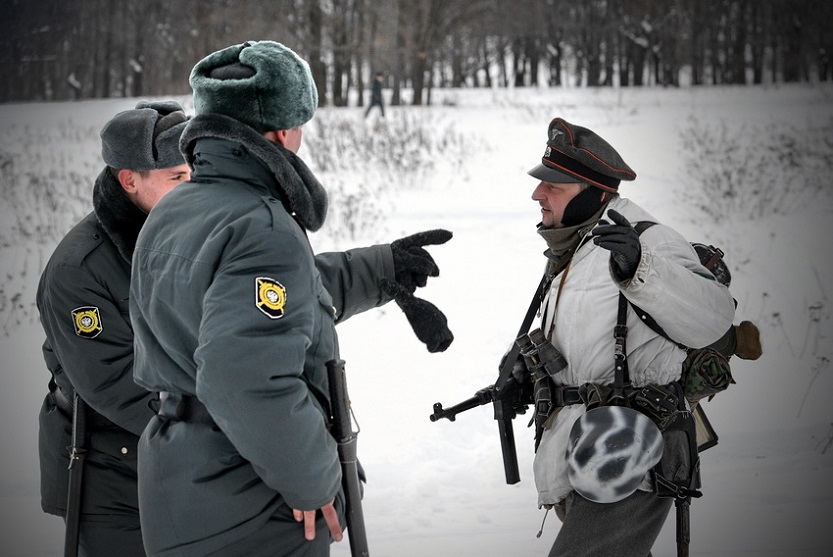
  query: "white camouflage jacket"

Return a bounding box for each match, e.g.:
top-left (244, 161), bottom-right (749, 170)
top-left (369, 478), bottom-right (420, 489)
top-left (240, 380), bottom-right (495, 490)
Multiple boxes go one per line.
top-left (533, 196), bottom-right (735, 507)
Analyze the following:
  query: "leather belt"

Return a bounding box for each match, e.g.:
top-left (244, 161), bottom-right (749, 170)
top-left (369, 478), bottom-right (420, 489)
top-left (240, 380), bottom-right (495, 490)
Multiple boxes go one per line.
top-left (50, 388), bottom-right (116, 430)
top-left (157, 392), bottom-right (215, 425)
top-left (552, 385), bottom-right (584, 407)
top-left (52, 387), bottom-right (74, 414)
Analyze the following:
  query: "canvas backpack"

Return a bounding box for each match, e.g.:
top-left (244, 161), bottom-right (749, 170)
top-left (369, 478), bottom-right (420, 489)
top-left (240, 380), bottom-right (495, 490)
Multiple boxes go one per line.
top-left (632, 222), bottom-right (760, 408)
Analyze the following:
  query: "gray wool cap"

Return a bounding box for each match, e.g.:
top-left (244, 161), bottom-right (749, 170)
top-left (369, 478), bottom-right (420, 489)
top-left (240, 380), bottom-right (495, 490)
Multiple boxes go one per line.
top-left (189, 40), bottom-right (318, 133)
top-left (100, 100), bottom-right (188, 171)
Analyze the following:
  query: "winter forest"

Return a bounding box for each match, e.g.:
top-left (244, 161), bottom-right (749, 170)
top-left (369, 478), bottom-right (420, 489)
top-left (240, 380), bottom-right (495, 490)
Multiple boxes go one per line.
top-left (2, 0), bottom-right (832, 105)
top-left (2, 1), bottom-right (833, 556)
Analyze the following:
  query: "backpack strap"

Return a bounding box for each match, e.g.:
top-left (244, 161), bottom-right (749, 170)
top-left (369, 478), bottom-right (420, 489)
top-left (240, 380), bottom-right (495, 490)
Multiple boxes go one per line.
top-left (633, 221), bottom-right (656, 235)
top-left (494, 272), bottom-right (551, 390)
top-left (610, 293), bottom-right (631, 405)
top-left (629, 302), bottom-right (688, 350)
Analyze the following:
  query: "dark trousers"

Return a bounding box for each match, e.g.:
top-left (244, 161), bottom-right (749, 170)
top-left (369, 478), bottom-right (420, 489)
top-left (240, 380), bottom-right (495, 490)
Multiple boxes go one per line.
top-left (364, 100), bottom-right (384, 118)
top-left (549, 489), bottom-right (673, 557)
top-left (70, 514), bottom-right (146, 557)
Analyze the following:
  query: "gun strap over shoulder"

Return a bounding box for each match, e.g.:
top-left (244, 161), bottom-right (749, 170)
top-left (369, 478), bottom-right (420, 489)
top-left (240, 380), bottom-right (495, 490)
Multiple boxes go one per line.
top-left (494, 273), bottom-right (551, 392)
top-left (611, 293), bottom-right (631, 403)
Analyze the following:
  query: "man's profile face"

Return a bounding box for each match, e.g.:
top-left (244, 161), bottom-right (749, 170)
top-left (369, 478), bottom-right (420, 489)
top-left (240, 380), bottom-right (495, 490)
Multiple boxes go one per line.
top-left (130, 164), bottom-right (191, 213)
top-left (531, 181), bottom-right (583, 228)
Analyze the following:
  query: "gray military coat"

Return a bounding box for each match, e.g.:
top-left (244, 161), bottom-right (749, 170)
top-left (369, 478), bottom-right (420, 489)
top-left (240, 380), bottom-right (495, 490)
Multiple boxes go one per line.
top-left (130, 113), bottom-right (395, 556)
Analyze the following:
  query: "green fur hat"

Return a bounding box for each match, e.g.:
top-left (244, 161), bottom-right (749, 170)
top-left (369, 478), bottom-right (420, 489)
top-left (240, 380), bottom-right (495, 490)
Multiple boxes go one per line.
top-left (190, 41), bottom-right (318, 133)
top-left (100, 100), bottom-right (188, 171)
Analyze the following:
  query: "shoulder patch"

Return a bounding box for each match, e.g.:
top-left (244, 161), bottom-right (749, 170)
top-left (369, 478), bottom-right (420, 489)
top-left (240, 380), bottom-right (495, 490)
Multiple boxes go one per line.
top-left (255, 277), bottom-right (286, 319)
top-left (71, 306), bottom-right (103, 338)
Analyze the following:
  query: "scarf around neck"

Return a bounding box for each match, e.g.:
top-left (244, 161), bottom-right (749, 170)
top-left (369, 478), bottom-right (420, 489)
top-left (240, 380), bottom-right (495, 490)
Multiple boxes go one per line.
top-left (536, 202), bottom-right (609, 272)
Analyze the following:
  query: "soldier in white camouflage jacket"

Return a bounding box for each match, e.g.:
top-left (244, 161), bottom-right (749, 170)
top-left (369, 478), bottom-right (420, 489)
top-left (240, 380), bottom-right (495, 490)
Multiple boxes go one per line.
top-left (524, 117), bottom-right (735, 556)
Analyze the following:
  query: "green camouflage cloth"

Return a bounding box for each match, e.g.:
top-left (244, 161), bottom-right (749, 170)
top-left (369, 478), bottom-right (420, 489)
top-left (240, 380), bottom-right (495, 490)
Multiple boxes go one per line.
top-left (682, 347), bottom-right (734, 404)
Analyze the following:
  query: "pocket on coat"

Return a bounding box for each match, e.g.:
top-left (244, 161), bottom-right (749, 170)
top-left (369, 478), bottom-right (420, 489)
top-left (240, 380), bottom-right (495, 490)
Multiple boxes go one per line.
top-left (88, 428), bottom-right (140, 469)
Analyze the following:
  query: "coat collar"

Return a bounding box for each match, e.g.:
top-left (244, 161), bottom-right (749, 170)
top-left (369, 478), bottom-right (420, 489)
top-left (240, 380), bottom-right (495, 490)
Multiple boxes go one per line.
top-left (92, 168), bottom-right (147, 263)
top-left (179, 113), bottom-right (328, 232)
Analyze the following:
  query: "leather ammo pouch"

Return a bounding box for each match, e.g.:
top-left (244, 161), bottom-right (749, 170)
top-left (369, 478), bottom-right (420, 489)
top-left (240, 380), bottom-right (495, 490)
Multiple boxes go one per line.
top-left (631, 381), bottom-right (702, 498)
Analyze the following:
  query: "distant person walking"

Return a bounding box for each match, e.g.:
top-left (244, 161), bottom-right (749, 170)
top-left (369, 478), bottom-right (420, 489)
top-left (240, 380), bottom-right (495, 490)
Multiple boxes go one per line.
top-left (364, 72), bottom-right (385, 118)
top-left (37, 100), bottom-right (190, 557)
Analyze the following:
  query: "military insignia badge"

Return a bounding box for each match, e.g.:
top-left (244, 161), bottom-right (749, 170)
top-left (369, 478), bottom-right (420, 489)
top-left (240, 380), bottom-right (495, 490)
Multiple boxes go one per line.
top-left (255, 277), bottom-right (286, 319)
top-left (71, 306), bottom-right (103, 338)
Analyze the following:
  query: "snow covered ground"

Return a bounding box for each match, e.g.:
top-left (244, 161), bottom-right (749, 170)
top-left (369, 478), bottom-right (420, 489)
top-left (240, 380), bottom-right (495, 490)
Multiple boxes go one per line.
top-left (1, 83), bottom-right (832, 556)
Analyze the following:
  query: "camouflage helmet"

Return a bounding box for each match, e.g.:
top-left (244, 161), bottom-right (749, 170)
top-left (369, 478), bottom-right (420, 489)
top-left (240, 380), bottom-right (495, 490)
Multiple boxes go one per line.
top-left (566, 405), bottom-right (664, 503)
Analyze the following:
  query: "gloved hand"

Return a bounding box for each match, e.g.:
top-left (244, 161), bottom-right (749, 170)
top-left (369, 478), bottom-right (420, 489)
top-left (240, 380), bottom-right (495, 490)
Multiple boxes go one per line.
top-left (379, 278), bottom-right (454, 353)
top-left (592, 209), bottom-right (642, 280)
top-left (390, 229), bottom-right (453, 293)
top-left (734, 320), bottom-right (762, 360)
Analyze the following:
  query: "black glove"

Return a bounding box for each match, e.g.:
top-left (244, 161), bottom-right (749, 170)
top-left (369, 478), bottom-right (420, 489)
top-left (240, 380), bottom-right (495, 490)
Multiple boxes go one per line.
top-left (390, 229), bottom-right (453, 293)
top-left (379, 278), bottom-right (454, 353)
top-left (591, 209), bottom-right (642, 280)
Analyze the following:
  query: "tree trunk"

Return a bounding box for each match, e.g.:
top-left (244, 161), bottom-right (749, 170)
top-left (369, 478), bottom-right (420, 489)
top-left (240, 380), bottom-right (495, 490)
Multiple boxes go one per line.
top-left (529, 38), bottom-right (540, 86)
top-left (451, 33), bottom-right (464, 87)
top-left (512, 38), bottom-right (526, 87)
top-left (549, 42), bottom-right (562, 86)
top-left (732, 0), bottom-right (748, 84)
top-left (482, 40), bottom-right (493, 87)
top-left (308, 1), bottom-right (327, 107)
top-left (411, 51), bottom-right (427, 105)
top-left (392, 0), bottom-right (406, 106)
top-left (749, 0), bottom-right (765, 84)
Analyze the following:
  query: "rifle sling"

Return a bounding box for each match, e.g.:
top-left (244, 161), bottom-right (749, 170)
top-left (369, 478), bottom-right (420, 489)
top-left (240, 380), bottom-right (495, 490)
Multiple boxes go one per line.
top-left (494, 273), bottom-right (550, 394)
top-left (612, 293), bottom-right (630, 400)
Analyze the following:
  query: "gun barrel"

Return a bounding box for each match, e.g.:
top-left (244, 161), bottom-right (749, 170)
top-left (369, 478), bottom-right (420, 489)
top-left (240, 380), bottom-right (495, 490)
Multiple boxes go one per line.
top-left (429, 387), bottom-right (495, 422)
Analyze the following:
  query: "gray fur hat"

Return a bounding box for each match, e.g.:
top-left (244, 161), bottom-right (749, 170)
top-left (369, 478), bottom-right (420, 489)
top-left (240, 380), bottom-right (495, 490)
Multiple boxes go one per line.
top-left (100, 100), bottom-right (188, 171)
top-left (528, 118), bottom-right (636, 192)
top-left (189, 40), bottom-right (318, 133)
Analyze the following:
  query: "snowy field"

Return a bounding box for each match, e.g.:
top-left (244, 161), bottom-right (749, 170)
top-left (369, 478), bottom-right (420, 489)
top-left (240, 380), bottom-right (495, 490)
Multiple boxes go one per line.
top-left (1, 83), bottom-right (832, 556)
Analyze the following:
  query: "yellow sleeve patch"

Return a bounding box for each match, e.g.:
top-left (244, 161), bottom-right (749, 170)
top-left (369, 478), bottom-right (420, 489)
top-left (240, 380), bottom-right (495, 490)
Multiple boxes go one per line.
top-left (71, 306), bottom-right (103, 338)
top-left (255, 277), bottom-right (286, 319)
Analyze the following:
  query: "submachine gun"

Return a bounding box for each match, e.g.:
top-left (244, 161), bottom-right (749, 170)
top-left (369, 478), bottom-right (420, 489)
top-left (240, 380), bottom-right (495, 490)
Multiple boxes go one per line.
top-left (430, 328), bottom-right (567, 484)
